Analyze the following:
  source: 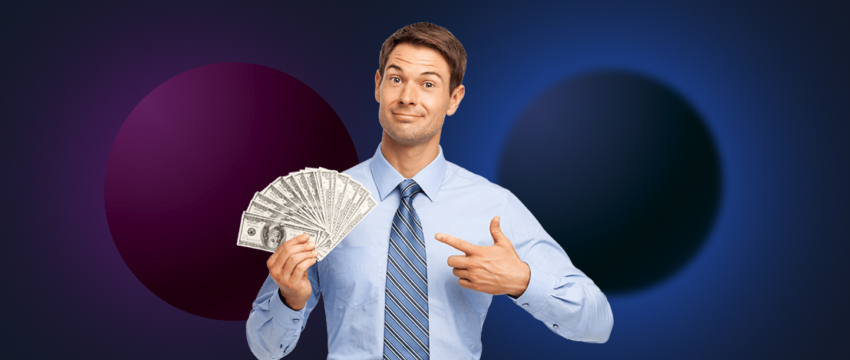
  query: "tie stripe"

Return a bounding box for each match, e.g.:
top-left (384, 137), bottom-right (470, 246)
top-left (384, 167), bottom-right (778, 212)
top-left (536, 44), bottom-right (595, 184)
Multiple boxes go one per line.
top-left (385, 323), bottom-right (425, 360)
top-left (385, 291), bottom-right (429, 334)
top-left (387, 255), bottom-right (427, 303)
top-left (386, 284), bottom-right (427, 320)
top-left (392, 221), bottom-right (426, 266)
top-left (386, 307), bottom-right (429, 352)
top-left (384, 179), bottom-right (429, 360)
top-left (395, 209), bottom-right (424, 245)
top-left (385, 269), bottom-right (427, 316)
top-left (400, 197), bottom-right (423, 232)
top-left (387, 239), bottom-right (427, 284)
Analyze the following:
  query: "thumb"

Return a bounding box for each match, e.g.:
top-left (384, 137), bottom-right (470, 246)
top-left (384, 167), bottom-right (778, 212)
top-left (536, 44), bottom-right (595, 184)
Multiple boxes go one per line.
top-left (490, 216), bottom-right (510, 245)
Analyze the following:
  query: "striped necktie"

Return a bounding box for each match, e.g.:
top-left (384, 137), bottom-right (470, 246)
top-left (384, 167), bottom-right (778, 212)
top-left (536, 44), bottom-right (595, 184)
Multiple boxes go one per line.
top-left (383, 179), bottom-right (429, 360)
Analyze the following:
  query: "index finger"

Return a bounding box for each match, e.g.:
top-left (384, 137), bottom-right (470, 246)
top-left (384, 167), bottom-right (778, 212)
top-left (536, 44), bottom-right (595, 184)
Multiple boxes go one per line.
top-left (435, 233), bottom-right (480, 255)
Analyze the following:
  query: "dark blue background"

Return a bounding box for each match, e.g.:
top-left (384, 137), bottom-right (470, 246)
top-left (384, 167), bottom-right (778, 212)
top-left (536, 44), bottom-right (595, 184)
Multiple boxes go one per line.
top-left (2, 1), bottom-right (848, 359)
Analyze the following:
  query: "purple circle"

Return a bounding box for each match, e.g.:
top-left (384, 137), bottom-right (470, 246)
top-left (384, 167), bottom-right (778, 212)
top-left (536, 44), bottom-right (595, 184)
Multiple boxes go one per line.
top-left (105, 63), bottom-right (359, 320)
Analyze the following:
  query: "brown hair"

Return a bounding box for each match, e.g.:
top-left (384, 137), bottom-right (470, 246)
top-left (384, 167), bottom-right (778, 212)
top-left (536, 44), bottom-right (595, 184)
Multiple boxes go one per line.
top-left (378, 22), bottom-right (467, 94)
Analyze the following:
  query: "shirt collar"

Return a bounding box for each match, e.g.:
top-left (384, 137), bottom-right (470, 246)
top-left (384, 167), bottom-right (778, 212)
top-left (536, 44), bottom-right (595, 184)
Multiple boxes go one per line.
top-left (369, 142), bottom-right (447, 202)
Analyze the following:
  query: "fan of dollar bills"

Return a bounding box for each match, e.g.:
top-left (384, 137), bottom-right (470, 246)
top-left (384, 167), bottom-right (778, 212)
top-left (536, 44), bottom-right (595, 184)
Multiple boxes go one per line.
top-left (237, 167), bottom-right (377, 260)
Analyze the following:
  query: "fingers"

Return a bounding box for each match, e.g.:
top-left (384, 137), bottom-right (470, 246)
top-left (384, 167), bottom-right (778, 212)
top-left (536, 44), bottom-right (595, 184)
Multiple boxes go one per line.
top-left (281, 249), bottom-right (318, 282)
top-left (268, 233), bottom-right (312, 267)
top-left (276, 241), bottom-right (317, 266)
top-left (458, 278), bottom-right (474, 290)
top-left (489, 216), bottom-right (510, 245)
top-left (447, 255), bottom-right (472, 269)
top-left (291, 257), bottom-right (317, 282)
top-left (268, 233), bottom-right (316, 284)
top-left (452, 268), bottom-right (469, 279)
top-left (435, 233), bottom-right (480, 255)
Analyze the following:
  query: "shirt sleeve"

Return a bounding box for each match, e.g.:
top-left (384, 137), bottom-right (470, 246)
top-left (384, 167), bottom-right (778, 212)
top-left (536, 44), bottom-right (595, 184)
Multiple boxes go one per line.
top-left (501, 189), bottom-right (614, 343)
top-left (246, 264), bottom-right (321, 359)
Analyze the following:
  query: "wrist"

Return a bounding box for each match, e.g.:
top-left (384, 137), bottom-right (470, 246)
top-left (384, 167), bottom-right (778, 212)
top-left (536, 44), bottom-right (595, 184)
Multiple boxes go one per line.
top-left (508, 262), bottom-right (531, 297)
top-left (279, 289), bottom-right (306, 311)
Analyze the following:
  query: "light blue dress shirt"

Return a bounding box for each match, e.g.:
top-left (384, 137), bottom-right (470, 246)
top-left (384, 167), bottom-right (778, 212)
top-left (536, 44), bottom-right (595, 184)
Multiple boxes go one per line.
top-left (247, 143), bottom-right (614, 359)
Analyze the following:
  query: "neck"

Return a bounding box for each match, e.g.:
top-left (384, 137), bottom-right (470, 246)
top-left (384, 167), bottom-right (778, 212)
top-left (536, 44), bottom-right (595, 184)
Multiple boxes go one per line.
top-left (381, 131), bottom-right (441, 179)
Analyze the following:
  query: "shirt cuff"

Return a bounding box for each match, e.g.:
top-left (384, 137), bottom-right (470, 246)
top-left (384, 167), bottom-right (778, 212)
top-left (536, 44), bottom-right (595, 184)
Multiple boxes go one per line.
top-left (270, 288), bottom-right (307, 331)
top-left (508, 262), bottom-right (555, 315)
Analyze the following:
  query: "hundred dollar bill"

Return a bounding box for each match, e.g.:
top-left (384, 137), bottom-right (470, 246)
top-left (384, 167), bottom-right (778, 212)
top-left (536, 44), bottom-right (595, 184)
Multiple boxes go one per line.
top-left (284, 174), bottom-right (322, 226)
top-left (239, 168), bottom-right (375, 260)
top-left (333, 177), bottom-right (367, 239)
top-left (304, 168), bottom-right (323, 224)
top-left (332, 174), bottom-right (356, 239)
top-left (322, 195), bottom-right (377, 258)
top-left (317, 168), bottom-right (336, 237)
top-left (252, 191), bottom-right (322, 230)
top-left (246, 197), bottom-right (312, 229)
top-left (264, 178), bottom-right (300, 210)
top-left (270, 176), bottom-right (320, 225)
top-left (294, 171), bottom-right (324, 226)
top-left (237, 212), bottom-right (325, 253)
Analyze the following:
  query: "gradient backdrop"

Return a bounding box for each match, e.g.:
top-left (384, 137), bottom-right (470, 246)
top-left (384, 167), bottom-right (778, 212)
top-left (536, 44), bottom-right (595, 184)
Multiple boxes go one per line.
top-left (2, 1), bottom-right (848, 359)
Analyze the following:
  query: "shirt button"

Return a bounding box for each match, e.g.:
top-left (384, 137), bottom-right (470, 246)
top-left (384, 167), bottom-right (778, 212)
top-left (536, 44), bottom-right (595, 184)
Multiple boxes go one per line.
top-left (553, 324), bottom-right (559, 329)
top-left (292, 319), bottom-right (300, 324)
top-left (521, 303), bottom-right (529, 308)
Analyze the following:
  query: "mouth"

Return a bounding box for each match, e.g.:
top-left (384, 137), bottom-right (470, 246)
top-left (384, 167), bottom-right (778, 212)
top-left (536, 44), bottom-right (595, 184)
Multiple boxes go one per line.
top-left (391, 111), bottom-right (423, 119)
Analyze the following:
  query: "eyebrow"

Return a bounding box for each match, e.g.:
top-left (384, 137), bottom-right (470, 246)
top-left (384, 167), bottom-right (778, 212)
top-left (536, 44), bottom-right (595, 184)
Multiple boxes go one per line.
top-left (387, 64), bottom-right (443, 80)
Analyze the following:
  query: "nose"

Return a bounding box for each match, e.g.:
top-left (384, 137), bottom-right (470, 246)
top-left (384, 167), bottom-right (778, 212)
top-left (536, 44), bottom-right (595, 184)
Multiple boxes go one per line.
top-left (399, 82), bottom-right (418, 106)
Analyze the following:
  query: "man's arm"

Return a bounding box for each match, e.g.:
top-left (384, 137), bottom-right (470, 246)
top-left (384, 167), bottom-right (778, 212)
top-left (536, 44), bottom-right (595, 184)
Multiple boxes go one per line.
top-left (247, 233), bottom-right (322, 359)
top-left (246, 268), bottom-right (321, 359)
top-left (435, 189), bottom-right (614, 343)
top-left (503, 190), bottom-right (614, 343)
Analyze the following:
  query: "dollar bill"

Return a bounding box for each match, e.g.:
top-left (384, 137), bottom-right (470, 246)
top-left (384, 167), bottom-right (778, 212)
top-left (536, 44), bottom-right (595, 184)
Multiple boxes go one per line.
top-left (247, 195), bottom-right (312, 229)
top-left (303, 170), bottom-right (326, 225)
top-left (238, 168), bottom-right (377, 260)
top-left (322, 195), bottom-right (378, 258)
top-left (236, 212), bottom-right (324, 253)
top-left (318, 168), bottom-right (336, 235)
top-left (253, 191), bottom-right (323, 230)
top-left (286, 173), bottom-right (322, 225)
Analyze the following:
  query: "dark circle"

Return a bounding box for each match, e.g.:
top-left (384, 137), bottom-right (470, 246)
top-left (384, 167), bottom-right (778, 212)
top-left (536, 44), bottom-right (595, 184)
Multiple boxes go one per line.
top-left (498, 70), bottom-right (722, 293)
top-left (104, 63), bottom-right (359, 320)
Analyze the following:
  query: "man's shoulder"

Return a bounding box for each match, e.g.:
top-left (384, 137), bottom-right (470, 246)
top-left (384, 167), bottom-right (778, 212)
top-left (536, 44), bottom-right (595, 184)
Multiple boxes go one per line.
top-left (444, 160), bottom-right (508, 195)
top-left (340, 158), bottom-right (373, 181)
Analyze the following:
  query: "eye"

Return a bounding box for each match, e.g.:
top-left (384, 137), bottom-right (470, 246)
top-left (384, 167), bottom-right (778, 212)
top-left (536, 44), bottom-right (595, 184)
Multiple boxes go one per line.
top-left (424, 82), bottom-right (434, 88)
top-left (391, 76), bottom-right (401, 83)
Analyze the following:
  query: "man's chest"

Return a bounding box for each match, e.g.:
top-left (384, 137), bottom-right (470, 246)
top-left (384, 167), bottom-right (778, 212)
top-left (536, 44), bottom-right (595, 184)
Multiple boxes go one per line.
top-left (317, 191), bottom-right (503, 309)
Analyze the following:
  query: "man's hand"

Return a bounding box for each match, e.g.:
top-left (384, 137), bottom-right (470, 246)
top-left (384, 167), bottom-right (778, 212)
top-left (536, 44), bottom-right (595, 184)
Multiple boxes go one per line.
top-left (436, 216), bottom-right (530, 297)
top-left (267, 233), bottom-right (318, 311)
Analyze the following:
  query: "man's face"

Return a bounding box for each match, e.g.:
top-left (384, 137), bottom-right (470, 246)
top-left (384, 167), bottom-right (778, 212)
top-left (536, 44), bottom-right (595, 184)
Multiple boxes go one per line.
top-left (375, 43), bottom-right (464, 146)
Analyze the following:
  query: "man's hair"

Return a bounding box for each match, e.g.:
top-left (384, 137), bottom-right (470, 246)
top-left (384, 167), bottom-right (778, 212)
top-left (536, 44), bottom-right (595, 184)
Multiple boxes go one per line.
top-left (379, 22), bottom-right (467, 94)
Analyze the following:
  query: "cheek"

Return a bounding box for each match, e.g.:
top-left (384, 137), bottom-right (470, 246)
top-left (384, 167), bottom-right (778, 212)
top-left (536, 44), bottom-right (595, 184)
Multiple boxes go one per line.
top-left (423, 94), bottom-right (451, 115)
top-left (381, 85), bottom-right (400, 103)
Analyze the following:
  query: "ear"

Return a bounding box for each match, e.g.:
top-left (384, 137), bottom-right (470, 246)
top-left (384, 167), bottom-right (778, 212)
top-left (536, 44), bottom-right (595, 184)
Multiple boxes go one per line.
top-left (375, 69), bottom-right (382, 103)
top-left (446, 84), bottom-right (465, 116)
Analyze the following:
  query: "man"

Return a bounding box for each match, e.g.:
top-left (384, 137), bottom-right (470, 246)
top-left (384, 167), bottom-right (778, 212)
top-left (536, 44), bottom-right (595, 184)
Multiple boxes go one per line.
top-left (248, 22), bottom-right (613, 360)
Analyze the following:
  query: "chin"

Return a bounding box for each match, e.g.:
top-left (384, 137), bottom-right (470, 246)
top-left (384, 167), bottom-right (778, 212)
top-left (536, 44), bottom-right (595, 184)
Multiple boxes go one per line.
top-left (385, 128), bottom-right (431, 146)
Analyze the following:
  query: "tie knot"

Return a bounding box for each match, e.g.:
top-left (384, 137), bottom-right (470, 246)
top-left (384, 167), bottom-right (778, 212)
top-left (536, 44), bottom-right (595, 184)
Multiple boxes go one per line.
top-left (399, 179), bottom-right (422, 200)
